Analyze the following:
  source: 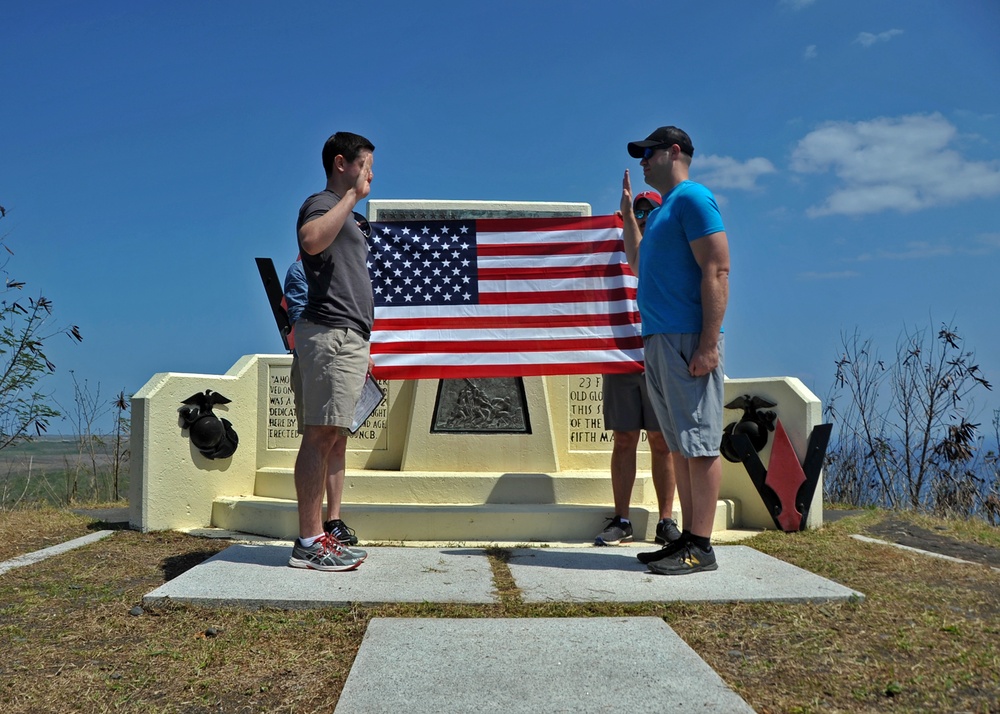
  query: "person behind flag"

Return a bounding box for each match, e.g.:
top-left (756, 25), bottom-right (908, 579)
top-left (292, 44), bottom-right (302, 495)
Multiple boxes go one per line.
top-left (620, 126), bottom-right (730, 575)
top-left (594, 190), bottom-right (680, 547)
top-left (283, 257), bottom-right (307, 326)
top-left (287, 131), bottom-right (376, 572)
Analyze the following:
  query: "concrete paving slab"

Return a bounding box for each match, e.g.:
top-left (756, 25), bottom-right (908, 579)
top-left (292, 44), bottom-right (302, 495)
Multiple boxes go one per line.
top-left (0, 530), bottom-right (116, 576)
top-left (335, 617), bottom-right (756, 714)
top-left (508, 545), bottom-right (864, 604)
top-left (143, 544), bottom-right (497, 608)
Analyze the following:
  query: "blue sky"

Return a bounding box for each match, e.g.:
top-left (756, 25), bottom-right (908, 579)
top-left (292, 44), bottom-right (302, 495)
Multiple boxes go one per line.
top-left (2, 0), bottom-right (998, 433)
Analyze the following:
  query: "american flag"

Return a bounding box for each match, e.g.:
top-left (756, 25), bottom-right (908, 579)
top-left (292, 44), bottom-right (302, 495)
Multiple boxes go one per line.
top-left (367, 214), bottom-right (644, 380)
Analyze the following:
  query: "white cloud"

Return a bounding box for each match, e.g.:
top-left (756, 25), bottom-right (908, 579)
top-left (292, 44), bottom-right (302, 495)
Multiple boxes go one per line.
top-left (796, 270), bottom-right (861, 280)
top-left (790, 113), bottom-right (1000, 217)
top-left (855, 29), bottom-right (904, 47)
top-left (856, 241), bottom-right (953, 262)
top-left (780, 0), bottom-right (817, 10)
top-left (954, 109), bottom-right (997, 122)
top-left (974, 232), bottom-right (1000, 250)
top-left (695, 155), bottom-right (776, 190)
top-left (855, 234), bottom-right (1000, 262)
top-left (803, 44), bottom-right (818, 60)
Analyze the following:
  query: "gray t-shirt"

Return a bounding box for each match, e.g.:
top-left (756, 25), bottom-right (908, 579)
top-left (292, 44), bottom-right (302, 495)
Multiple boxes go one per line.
top-left (295, 189), bottom-right (374, 339)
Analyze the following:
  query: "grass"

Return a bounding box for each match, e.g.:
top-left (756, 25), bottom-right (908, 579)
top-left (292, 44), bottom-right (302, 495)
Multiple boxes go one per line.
top-left (0, 436), bottom-right (123, 508)
top-left (0, 506), bottom-right (998, 713)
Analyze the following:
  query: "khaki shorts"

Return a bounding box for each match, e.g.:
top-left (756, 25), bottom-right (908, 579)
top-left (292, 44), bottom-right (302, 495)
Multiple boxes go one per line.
top-left (291, 320), bottom-right (370, 432)
top-left (602, 372), bottom-right (661, 432)
top-left (643, 333), bottom-right (725, 458)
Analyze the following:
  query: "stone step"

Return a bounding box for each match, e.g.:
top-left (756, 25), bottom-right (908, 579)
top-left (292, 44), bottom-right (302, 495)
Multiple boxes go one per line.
top-left (210, 495), bottom-right (740, 543)
top-left (254, 468), bottom-right (657, 506)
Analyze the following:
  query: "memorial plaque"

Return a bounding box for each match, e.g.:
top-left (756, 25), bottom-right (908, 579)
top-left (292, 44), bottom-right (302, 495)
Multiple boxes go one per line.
top-left (567, 374), bottom-right (613, 449)
top-left (431, 377), bottom-right (530, 434)
top-left (266, 364), bottom-right (389, 450)
top-left (266, 365), bottom-right (299, 449)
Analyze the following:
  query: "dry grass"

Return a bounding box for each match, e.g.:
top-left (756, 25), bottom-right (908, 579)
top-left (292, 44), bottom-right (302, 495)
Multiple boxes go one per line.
top-left (0, 505), bottom-right (95, 562)
top-left (0, 507), bottom-right (998, 713)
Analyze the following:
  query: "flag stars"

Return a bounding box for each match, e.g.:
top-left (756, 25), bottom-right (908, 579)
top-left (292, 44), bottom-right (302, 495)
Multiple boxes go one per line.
top-left (368, 220), bottom-right (479, 307)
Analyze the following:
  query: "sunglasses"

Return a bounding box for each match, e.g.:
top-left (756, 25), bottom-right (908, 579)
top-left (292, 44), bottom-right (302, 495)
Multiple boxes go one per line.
top-left (641, 144), bottom-right (674, 160)
top-left (354, 212), bottom-right (372, 239)
top-left (634, 208), bottom-right (656, 220)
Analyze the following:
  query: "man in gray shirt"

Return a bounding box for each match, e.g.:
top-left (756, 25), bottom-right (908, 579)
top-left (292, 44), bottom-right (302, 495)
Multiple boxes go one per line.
top-left (288, 132), bottom-right (376, 572)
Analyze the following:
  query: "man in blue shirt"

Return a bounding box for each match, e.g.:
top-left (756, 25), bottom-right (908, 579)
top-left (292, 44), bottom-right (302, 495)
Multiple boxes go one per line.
top-left (620, 126), bottom-right (731, 575)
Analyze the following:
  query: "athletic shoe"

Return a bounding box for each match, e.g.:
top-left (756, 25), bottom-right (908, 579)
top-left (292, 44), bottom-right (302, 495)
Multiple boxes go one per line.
top-left (324, 518), bottom-right (359, 546)
top-left (647, 542), bottom-right (718, 575)
top-left (655, 518), bottom-right (682, 545)
top-left (594, 516), bottom-right (633, 546)
top-left (288, 534), bottom-right (364, 572)
top-left (637, 537), bottom-right (688, 565)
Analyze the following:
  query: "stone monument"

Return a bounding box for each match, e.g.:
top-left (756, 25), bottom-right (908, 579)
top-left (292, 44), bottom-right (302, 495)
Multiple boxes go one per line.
top-left (129, 201), bottom-right (825, 542)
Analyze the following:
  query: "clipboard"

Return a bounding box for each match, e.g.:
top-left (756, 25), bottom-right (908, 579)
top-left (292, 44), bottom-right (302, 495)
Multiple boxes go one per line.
top-left (350, 372), bottom-right (386, 434)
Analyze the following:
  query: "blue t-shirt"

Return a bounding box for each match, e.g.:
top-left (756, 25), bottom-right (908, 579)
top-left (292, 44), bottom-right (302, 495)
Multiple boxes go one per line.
top-left (638, 180), bottom-right (725, 335)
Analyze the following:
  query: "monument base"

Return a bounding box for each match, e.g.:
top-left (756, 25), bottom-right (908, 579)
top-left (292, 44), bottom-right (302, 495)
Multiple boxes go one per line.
top-left (210, 487), bottom-right (740, 544)
top-left (130, 353), bottom-right (822, 538)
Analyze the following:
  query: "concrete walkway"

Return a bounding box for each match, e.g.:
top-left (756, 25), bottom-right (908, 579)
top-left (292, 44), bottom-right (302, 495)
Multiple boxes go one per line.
top-left (144, 542), bottom-right (862, 608)
top-left (338, 616), bottom-right (756, 713)
top-left (0, 530), bottom-right (116, 576)
top-left (1, 516), bottom-right (865, 714)
top-left (142, 541), bottom-right (863, 714)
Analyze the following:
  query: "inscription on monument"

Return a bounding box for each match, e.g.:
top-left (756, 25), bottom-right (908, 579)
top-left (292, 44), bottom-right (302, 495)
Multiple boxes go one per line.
top-left (267, 368), bottom-right (298, 448)
top-left (567, 375), bottom-right (613, 449)
top-left (266, 365), bottom-right (389, 450)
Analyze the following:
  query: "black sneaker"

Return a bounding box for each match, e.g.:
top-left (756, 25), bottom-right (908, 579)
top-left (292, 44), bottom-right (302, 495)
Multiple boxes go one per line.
top-left (594, 516), bottom-right (633, 546)
top-left (647, 542), bottom-right (718, 575)
top-left (637, 537), bottom-right (688, 565)
top-left (655, 518), bottom-right (682, 545)
top-left (324, 518), bottom-right (359, 546)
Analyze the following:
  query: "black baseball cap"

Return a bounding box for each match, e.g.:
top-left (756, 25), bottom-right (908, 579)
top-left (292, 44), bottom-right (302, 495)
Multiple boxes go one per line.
top-left (627, 126), bottom-right (694, 158)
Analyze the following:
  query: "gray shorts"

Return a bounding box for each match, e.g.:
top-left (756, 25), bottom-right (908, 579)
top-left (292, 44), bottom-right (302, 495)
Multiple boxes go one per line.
top-left (602, 372), bottom-right (660, 432)
top-left (291, 319), bottom-right (370, 432)
top-left (643, 333), bottom-right (725, 458)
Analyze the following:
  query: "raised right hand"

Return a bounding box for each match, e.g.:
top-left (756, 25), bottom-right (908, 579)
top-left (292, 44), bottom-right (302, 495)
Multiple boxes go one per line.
top-left (620, 169), bottom-right (634, 216)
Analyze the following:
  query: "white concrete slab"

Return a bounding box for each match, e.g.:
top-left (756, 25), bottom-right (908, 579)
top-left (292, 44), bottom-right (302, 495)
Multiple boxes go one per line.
top-left (335, 617), bottom-right (756, 714)
top-left (0, 530), bottom-right (116, 576)
top-left (143, 544), bottom-right (497, 608)
top-left (508, 545), bottom-right (864, 604)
